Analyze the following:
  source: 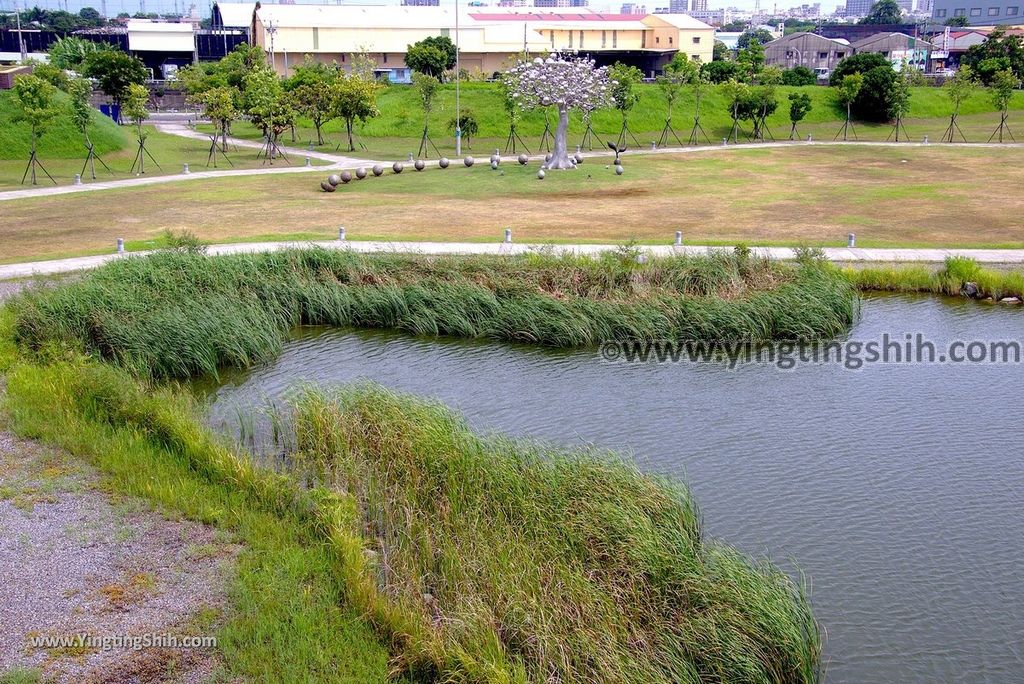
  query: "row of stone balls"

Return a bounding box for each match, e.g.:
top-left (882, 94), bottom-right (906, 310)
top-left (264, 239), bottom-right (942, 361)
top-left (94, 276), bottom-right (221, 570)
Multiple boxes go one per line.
top-left (321, 152), bottom-right (610, 192)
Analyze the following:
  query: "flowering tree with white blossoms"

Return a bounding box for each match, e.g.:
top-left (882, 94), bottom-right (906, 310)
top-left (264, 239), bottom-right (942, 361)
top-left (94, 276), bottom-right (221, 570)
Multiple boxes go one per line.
top-left (506, 53), bottom-right (612, 170)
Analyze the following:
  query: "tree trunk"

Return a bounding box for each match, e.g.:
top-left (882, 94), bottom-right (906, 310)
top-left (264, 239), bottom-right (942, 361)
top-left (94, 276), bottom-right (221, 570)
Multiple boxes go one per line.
top-left (346, 119), bottom-right (355, 152)
top-left (544, 105), bottom-right (574, 170)
top-left (315, 119), bottom-right (323, 146)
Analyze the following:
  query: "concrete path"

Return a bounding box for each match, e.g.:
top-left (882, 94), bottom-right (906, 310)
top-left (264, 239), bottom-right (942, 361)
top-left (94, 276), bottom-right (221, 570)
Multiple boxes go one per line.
top-left (2, 240), bottom-right (1023, 281)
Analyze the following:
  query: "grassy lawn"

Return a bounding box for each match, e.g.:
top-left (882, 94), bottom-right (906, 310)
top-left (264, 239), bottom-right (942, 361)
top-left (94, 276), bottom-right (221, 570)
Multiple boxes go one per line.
top-left (2, 144), bottom-right (1022, 263)
top-left (0, 125), bottom-right (330, 191)
top-left (201, 82), bottom-right (1024, 160)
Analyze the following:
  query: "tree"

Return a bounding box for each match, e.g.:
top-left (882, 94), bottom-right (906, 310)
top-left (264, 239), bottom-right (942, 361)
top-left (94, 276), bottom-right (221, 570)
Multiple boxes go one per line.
top-left (857, 65), bottom-right (898, 122)
top-left (196, 86), bottom-right (237, 152)
top-left (942, 64), bottom-right (977, 142)
top-left (405, 36), bottom-right (457, 80)
top-left (988, 68), bottom-right (1018, 142)
top-left (332, 74), bottom-right (381, 152)
top-left (945, 16), bottom-right (970, 26)
top-left (68, 77), bottom-right (110, 179)
top-left (688, 71), bottom-right (712, 144)
top-left (79, 6), bottom-right (101, 22)
top-left (830, 53), bottom-right (890, 86)
top-left (10, 75), bottom-right (57, 185)
top-left (609, 62), bottom-right (643, 148)
top-left (961, 28), bottom-right (1024, 82)
top-left (737, 39), bottom-right (765, 83)
top-left (123, 82), bottom-right (159, 173)
top-left (887, 66), bottom-right (912, 141)
top-left (82, 49), bottom-right (147, 114)
top-left (737, 29), bottom-right (774, 50)
top-left (244, 69), bottom-right (294, 162)
top-left (712, 40), bottom-right (729, 61)
top-left (448, 112), bottom-right (478, 148)
top-left (412, 73), bottom-right (441, 157)
top-left (859, 0), bottom-right (903, 24)
top-left (498, 71), bottom-right (530, 153)
top-left (506, 54), bottom-right (612, 170)
top-left (722, 79), bottom-right (750, 142)
top-left (47, 36), bottom-right (106, 71)
top-left (656, 53), bottom-right (697, 147)
top-left (835, 73), bottom-right (863, 140)
top-left (781, 66), bottom-right (816, 86)
top-left (702, 60), bottom-right (743, 83)
top-left (291, 80), bottom-right (336, 146)
top-left (788, 91), bottom-right (812, 139)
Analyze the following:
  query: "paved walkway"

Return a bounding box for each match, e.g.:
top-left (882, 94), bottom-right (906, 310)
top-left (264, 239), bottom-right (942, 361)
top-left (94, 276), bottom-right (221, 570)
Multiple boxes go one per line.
top-left (2, 240), bottom-right (1023, 281)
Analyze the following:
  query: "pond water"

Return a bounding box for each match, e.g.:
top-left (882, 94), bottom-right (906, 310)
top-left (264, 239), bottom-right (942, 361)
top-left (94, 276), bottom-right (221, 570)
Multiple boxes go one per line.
top-left (197, 294), bottom-right (1024, 684)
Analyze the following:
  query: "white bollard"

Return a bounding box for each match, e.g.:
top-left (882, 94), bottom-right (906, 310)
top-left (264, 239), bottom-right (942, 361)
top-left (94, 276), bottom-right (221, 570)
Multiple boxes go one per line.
top-left (674, 231), bottom-right (682, 246)
top-left (923, 135), bottom-right (929, 145)
top-left (848, 233), bottom-right (856, 248)
top-left (651, 141), bottom-right (657, 150)
top-left (74, 174), bottom-right (82, 185)
top-left (116, 238), bottom-right (125, 254)
top-left (408, 152), bottom-right (414, 162)
top-left (182, 163), bottom-right (190, 174)
top-left (305, 157), bottom-right (311, 167)
top-left (722, 138), bottom-right (728, 146)
top-left (807, 134), bottom-right (813, 143)
top-left (338, 227), bottom-right (346, 241)
top-left (504, 228), bottom-right (512, 244)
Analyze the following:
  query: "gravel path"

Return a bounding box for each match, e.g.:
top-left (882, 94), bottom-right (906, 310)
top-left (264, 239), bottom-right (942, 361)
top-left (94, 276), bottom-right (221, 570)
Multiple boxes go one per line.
top-left (0, 431), bottom-right (239, 683)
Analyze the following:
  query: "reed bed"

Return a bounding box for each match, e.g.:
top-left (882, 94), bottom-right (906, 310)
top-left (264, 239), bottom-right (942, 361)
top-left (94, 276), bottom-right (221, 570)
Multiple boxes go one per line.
top-left (10, 248), bottom-right (857, 379)
top-left (285, 384), bottom-right (821, 683)
top-left (846, 256), bottom-right (1024, 301)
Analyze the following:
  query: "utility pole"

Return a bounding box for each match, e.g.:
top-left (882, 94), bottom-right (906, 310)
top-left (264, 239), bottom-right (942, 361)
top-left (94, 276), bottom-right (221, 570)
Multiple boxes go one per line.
top-left (454, 0), bottom-right (461, 156)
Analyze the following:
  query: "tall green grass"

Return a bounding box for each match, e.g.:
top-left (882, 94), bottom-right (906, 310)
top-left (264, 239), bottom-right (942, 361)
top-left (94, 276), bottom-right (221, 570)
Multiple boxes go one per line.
top-left (847, 257), bottom-right (1024, 300)
top-left (289, 384), bottom-right (821, 683)
top-left (10, 248), bottom-right (858, 379)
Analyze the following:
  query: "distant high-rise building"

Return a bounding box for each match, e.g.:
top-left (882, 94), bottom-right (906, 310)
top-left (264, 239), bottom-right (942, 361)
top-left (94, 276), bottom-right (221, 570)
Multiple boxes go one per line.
top-left (843, 0), bottom-right (873, 15)
top-left (620, 2), bottom-right (648, 12)
top-left (534, 0), bottom-right (589, 6)
top-left (690, 0), bottom-right (708, 10)
top-left (896, 0), bottom-right (913, 11)
top-left (401, 0), bottom-right (440, 5)
top-left (669, 0), bottom-right (689, 11)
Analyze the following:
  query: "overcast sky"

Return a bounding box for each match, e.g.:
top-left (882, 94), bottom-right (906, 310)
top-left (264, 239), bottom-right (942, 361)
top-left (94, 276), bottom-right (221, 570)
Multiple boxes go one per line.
top-left (0, 0), bottom-right (842, 25)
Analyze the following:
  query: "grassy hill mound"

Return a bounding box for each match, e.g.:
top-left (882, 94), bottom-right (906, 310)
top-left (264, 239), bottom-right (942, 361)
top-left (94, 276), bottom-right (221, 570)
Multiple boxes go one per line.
top-left (0, 89), bottom-right (129, 160)
top-left (341, 82), bottom-right (1024, 140)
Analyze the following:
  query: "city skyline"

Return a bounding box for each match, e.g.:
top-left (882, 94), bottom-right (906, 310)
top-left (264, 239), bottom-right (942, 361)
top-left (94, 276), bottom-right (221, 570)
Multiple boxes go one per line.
top-left (0, 0), bottom-right (853, 20)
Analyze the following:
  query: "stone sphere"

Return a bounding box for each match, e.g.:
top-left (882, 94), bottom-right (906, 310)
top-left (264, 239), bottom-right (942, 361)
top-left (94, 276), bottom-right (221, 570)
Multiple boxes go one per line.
top-left (320, 180), bottom-right (336, 192)
top-left (439, 157), bottom-right (450, 169)
top-left (615, 164), bottom-right (624, 176)
top-left (414, 159), bottom-right (425, 171)
top-left (340, 171), bottom-right (352, 184)
top-left (464, 156), bottom-right (475, 167)
top-left (355, 167), bottom-right (367, 180)
top-left (372, 164), bottom-right (384, 176)
top-left (537, 169), bottom-right (546, 180)
top-left (327, 174), bottom-right (341, 187)
top-left (393, 162), bottom-right (404, 174)
top-left (573, 153), bottom-right (583, 164)
top-left (490, 153), bottom-right (500, 164)
top-left (517, 154), bottom-right (528, 165)
top-left (490, 160), bottom-right (499, 170)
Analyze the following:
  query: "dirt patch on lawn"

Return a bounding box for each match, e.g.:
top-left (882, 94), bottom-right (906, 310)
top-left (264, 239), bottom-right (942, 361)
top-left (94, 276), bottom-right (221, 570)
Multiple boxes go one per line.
top-left (0, 432), bottom-right (240, 683)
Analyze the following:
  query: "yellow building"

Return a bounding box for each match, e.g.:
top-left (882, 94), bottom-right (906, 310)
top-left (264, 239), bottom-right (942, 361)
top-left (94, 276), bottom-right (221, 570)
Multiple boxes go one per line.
top-left (218, 4), bottom-right (714, 80)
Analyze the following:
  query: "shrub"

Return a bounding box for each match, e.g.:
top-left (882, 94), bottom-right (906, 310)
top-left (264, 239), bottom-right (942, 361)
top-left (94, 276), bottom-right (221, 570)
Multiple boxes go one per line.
top-left (781, 66), bottom-right (816, 86)
top-left (701, 60), bottom-right (744, 84)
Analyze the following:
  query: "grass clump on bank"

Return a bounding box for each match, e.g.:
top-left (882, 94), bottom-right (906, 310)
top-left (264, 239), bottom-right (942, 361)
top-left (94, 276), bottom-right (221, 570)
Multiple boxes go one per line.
top-left (10, 248), bottom-right (857, 379)
top-left (847, 256), bottom-right (1024, 301)
top-left (289, 384), bottom-right (820, 683)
